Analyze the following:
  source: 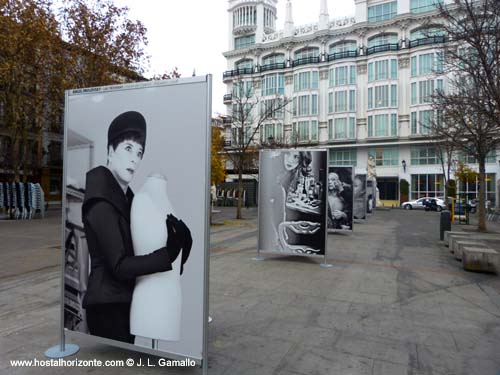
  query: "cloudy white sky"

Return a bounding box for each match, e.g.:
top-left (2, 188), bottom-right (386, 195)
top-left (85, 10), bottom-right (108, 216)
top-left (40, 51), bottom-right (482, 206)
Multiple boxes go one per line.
top-left (114, 0), bottom-right (356, 116)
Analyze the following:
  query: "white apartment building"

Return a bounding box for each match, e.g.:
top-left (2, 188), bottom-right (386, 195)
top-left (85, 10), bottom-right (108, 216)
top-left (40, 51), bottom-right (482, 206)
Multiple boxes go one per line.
top-left (222, 0), bottom-right (500, 206)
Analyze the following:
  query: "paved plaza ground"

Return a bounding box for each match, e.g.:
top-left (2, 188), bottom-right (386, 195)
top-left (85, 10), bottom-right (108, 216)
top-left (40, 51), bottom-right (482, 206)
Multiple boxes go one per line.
top-left (1, 208), bottom-right (500, 374)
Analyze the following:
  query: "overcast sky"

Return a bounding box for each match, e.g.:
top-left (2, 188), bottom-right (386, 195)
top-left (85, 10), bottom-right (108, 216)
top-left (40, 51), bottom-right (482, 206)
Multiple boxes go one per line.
top-left (114, 0), bottom-right (356, 116)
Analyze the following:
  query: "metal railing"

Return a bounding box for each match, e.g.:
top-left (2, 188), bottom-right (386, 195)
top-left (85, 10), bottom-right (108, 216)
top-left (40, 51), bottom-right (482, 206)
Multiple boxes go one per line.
top-left (409, 35), bottom-right (446, 48)
top-left (223, 94), bottom-right (232, 102)
top-left (292, 56), bottom-right (320, 67)
top-left (222, 67), bottom-right (254, 78)
top-left (327, 50), bottom-right (358, 61)
top-left (366, 43), bottom-right (399, 55)
top-left (259, 62), bottom-right (286, 72)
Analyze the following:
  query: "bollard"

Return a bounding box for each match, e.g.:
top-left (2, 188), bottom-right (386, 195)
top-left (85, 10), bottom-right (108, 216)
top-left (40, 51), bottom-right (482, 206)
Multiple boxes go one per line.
top-left (440, 210), bottom-right (451, 241)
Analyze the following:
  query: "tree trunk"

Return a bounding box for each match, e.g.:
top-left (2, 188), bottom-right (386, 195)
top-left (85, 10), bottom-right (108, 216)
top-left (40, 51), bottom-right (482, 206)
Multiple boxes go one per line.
top-left (477, 160), bottom-right (487, 232)
top-left (236, 164), bottom-right (243, 220)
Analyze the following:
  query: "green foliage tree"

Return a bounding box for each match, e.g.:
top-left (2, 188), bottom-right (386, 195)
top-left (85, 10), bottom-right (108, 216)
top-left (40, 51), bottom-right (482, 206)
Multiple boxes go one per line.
top-left (0, 0), bottom-right (65, 180)
top-left (211, 126), bottom-right (226, 187)
top-left (59, 0), bottom-right (149, 88)
top-left (399, 179), bottom-right (409, 204)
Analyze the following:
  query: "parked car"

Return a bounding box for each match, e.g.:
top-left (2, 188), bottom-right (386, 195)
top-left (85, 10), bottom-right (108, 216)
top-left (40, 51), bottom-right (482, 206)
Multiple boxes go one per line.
top-left (401, 197), bottom-right (447, 211)
top-left (468, 198), bottom-right (491, 213)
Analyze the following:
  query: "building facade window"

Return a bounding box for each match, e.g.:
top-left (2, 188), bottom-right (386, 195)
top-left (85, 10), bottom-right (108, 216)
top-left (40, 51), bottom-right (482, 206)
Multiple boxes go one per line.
top-left (457, 173), bottom-right (496, 204)
top-left (233, 80), bottom-right (253, 97)
top-left (410, 0), bottom-right (442, 14)
top-left (411, 174), bottom-right (445, 199)
top-left (368, 147), bottom-right (399, 166)
top-left (411, 146), bottom-right (439, 165)
top-left (262, 53), bottom-right (285, 66)
top-left (419, 79), bottom-right (434, 103)
top-left (292, 120), bottom-right (318, 142)
top-left (260, 123), bottom-right (283, 143)
top-left (367, 84), bottom-right (397, 109)
top-left (235, 59), bottom-right (253, 70)
top-left (329, 65), bottom-right (357, 87)
top-left (329, 149), bottom-right (357, 166)
top-left (410, 110), bottom-right (433, 135)
top-left (458, 151), bottom-right (497, 164)
top-left (234, 35), bottom-right (255, 50)
top-left (329, 41), bottom-right (357, 54)
top-left (262, 73), bottom-right (284, 96)
top-left (233, 6), bottom-right (257, 27)
top-left (368, 1), bottom-right (397, 22)
top-left (411, 52), bottom-right (443, 77)
top-left (294, 47), bottom-right (320, 60)
top-left (261, 98), bottom-right (283, 118)
top-left (368, 59), bottom-right (398, 82)
top-left (367, 114), bottom-right (398, 137)
top-left (367, 34), bottom-right (398, 48)
top-left (294, 71), bottom-right (319, 91)
top-left (328, 117), bottom-right (356, 140)
top-left (410, 26), bottom-right (444, 41)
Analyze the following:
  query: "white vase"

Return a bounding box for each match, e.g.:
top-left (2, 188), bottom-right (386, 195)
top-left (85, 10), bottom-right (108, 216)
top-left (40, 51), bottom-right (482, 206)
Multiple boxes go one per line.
top-left (129, 174), bottom-right (181, 342)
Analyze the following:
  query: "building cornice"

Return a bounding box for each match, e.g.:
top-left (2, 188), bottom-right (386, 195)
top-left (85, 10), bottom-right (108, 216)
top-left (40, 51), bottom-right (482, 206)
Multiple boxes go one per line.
top-left (223, 11), bottom-right (444, 59)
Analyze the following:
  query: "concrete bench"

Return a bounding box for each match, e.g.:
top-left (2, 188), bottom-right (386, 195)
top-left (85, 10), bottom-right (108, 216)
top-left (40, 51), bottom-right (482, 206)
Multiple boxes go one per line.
top-left (444, 231), bottom-right (466, 245)
top-left (448, 234), bottom-right (470, 250)
top-left (453, 240), bottom-right (484, 260)
top-left (462, 247), bottom-right (499, 273)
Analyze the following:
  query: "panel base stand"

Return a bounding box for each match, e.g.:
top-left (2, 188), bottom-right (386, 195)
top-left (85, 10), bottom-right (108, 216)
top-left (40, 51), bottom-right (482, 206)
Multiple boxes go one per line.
top-left (320, 262), bottom-right (333, 268)
top-left (44, 344), bottom-right (79, 358)
top-left (208, 316), bottom-right (213, 324)
top-left (252, 256), bottom-right (265, 261)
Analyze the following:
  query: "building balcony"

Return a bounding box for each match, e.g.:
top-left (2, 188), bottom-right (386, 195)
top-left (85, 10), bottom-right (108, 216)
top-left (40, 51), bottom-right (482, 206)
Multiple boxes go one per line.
top-left (223, 94), bottom-right (232, 103)
top-left (327, 50), bottom-right (358, 61)
top-left (409, 35), bottom-right (446, 48)
top-left (223, 67), bottom-right (254, 79)
top-left (292, 56), bottom-right (321, 67)
top-left (260, 62), bottom-right (286, 73)
top-left (222, 117), bottom-right (232, 124)
top-left (327, 137), bottom-right (357, 144)
top-left (366, 43), bottom-right (399, 56)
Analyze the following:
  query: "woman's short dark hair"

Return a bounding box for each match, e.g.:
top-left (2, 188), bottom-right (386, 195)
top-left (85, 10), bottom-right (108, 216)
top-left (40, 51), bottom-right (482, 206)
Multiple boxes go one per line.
top-left (108, 131), bottom-right (145, 152)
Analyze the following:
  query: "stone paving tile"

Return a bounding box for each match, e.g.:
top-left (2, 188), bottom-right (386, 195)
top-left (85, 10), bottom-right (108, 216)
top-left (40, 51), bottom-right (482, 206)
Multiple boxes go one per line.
top-left (278, 344), bottom-right (374, 375)
top-left (210, 333), bottom-right (295, 364)
top-left (333, 331), bottom-right (418, 366)
top-left (2, 208), bottom-right (500, 375)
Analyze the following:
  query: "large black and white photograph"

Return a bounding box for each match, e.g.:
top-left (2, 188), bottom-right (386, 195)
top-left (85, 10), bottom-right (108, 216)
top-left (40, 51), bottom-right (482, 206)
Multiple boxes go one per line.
top-left (353, 174), bottom-right (367, 221)
top-left (327, 166), bottom-right (353, 231)
top-left (367, 179), bottom-right (376, 214)
top-left (63, 77), bottom-right (210, 361)
top-left (258, 149), bottom-right (327, 256)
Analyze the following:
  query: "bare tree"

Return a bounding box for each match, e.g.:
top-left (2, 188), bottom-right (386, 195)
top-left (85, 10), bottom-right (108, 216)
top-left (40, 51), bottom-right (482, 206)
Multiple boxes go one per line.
top-left (431, 0), bottom-right (500, 231)
top-left (225, 77), bottom-right (291, 219)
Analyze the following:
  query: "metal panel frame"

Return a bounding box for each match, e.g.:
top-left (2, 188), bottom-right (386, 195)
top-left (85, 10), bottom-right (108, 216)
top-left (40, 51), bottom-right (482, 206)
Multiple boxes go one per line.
top-left (256, 148), bottom-right (329, 260)
top-left (58, 76), bottom-right (211, 370)
top-left (327, 165), bottom-right (354, 233)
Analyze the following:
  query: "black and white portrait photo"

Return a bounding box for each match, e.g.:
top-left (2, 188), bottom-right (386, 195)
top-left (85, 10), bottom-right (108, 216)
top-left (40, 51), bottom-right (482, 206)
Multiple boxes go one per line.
top-left (258, 149), bottom-right (327, 256)
top-left (327, 166), bottom-right (353, 231)
top-left (353, 174), bottom-right (367, 221)
top-left (367, 179), bottom-right (375, 214)
top-left (63, 77), bottom-right (210, 361)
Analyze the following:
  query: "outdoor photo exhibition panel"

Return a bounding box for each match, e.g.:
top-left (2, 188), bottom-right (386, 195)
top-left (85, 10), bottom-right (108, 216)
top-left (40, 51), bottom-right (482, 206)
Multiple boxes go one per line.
top-left (353, 174), bottom-right (367, 221)
top-left (62, 76), bottom-right (211, 363)
top-left (367, 179), bottom-right (376, 214)
top-left (327, 166), bottom-right (354, 232)
top-left (258, 149), bottom-right (328, 257)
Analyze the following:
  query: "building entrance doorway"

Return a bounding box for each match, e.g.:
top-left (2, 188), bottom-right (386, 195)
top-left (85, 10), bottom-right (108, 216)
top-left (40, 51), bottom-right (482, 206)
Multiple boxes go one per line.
top-left (377, 177), bottom-right (399, 201)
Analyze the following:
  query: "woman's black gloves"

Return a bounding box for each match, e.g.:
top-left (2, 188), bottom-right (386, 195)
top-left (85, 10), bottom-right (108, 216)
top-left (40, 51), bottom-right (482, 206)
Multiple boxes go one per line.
top-left (165, 214), bottom-right (192, 274)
